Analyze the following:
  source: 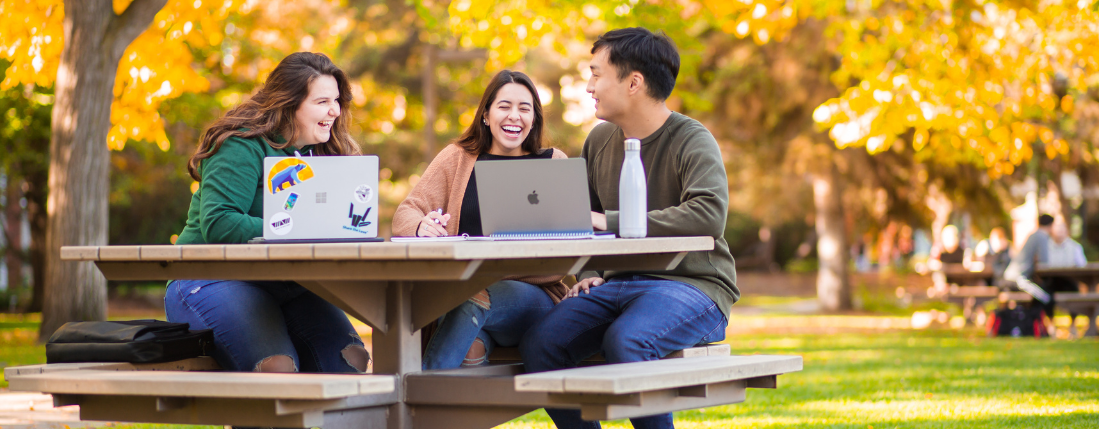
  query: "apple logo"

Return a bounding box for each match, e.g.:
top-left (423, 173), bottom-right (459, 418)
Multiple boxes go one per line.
top-left (527, 190), bottom-right (540, 205)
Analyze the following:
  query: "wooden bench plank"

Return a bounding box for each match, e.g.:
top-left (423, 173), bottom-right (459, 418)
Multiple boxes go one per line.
top-left (182, 245), bottom-right (227, 260)
top-left (60, 246), bottom-right (99, 261)
top-left (10, 370), bottom-right (395, 400)
top-left (515, 355), bottom-right (802, 395)
top-left (65, 394), bottom-right (391, 428)
top-left (489, 343), bottom-right (730, 363)
top-left (141, 246), bottom-right (182, 261)
top-left (3, 357), bottom-right (221, 379)
top-left (435, 237), bottom-right (712, 260)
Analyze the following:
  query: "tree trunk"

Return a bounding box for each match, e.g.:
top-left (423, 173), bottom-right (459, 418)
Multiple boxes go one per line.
top-left (40, 0), bottom-right (166, 340)
top-left (813, 159), bottom-right (851, 312)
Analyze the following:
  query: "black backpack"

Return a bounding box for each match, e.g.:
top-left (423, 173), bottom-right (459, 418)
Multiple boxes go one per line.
top-left (987, 305), bottom-right (1048, 338)
top-left (46, 320), bottom-right (215, 364)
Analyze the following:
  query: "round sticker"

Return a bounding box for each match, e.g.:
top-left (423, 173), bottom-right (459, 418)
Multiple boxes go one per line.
top-left (354, 184), bottom-right (373, 203)
top-left (269, 212), bottom-right (293, 236)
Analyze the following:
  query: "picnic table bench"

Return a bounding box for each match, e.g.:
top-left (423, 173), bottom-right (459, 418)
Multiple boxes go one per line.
top-left (5, 239), bottom-right (803, 429)
top-left (939, 285), bottom-right (1032, 325)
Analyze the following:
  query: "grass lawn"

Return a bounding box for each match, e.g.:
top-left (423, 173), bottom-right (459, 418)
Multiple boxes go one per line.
top-left (2, 314), bottom-right (1097, 428)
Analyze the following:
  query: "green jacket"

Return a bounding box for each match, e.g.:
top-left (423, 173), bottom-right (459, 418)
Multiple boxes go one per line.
top-left (176, 135), bottom-right (311, 245)
top-left (579, 112), bottom-right (739, 319)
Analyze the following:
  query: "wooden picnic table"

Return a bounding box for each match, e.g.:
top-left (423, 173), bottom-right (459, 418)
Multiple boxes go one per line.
top-left (14, 238), bottom-right (801, 429)
top-left (930, 266), bottom-right (998, 324)
top-left (1035, 263), bottom-right (1099, 337)
top-left (937, 265), bottom-right (994, 286)
top-left (1035, 263), bottom-right (1099, 292)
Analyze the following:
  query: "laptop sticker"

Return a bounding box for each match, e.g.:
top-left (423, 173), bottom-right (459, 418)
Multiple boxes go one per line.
top-left (283, 192), bottom-right (299, 211)
top-left (269, 212), bottom-right (293, 235)
top-left (354, 184), bottom-right (373, 203)
top-left (347, 203), bottom-right (372, 229)
top-left (267, 158), bottom-right (314, 194)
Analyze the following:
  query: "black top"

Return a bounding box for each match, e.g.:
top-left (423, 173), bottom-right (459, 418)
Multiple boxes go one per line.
top-left (940, 247), bottom-right (965, 264)
top-left (458, 149), bottom-right (555, 236)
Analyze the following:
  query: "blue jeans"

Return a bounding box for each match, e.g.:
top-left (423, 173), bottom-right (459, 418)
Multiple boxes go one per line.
top-left (423, 280), bottom-right (556, 370)
top-left (164, 280), bottom-right (364, 372)
top-left (520, 276), bottom-right (728, 429)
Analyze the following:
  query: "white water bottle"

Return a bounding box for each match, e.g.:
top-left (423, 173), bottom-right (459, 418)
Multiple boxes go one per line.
top-left (619, 138), bottom-right (647, 238)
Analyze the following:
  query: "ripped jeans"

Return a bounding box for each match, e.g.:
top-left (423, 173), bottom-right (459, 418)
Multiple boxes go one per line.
top-left (165, 280), bottom-right (364, 372)
top-left (422, 280), bottom-right (555, 370)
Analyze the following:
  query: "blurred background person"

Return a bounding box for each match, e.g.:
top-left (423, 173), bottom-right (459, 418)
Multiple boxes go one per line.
top-left (1040, 218), bottom-right (1087, 319)
top-left (928, 224), bottom-right (970, 271)
top-left (986, 227), bottom-right (1012, 287)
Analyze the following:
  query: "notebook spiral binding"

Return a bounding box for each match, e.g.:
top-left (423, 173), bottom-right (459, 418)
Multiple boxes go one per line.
top-left (489, 231), bottom-right (594, 241)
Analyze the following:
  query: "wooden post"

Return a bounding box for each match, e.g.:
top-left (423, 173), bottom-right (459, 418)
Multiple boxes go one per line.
top-left (373, 281), bottom-right (420, 429)
top-left (421, 46), bottom-right (437, 164)
top-left (420, 47), bottom-right (486, 163)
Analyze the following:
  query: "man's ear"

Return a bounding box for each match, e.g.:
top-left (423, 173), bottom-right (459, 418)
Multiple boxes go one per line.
top-left (627, 71), bottom-right (645, 96)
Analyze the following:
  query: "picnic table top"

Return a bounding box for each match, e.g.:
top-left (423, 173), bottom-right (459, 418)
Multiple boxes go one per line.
top-left (1035, 263), bottom-right (1099, 275)
top-left (60, 236), bottom-right (714, 262)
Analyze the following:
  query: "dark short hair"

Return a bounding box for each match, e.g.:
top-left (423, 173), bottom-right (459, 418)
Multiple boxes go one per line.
top-left (455, 70), bottom-right (546, 156)
top-left (591, 27), bottom-right (680, 100)
top-left (1039, 214), bottom-right (1055, 226)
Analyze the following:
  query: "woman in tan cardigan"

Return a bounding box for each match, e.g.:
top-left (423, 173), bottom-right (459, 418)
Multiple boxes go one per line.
top-left (393, 70), bottom-right (569, 369)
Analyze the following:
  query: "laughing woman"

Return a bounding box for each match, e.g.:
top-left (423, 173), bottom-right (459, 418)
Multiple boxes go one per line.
top-left (164, 52), bottom-right (370, 373)
top-left (392, 70), bottom-right (569, 369)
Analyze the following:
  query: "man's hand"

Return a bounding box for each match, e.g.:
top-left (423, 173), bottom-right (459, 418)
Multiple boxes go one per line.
top-left (564, 277), bottom-right (605, 300)
top-left (591, 212), bottom-right (607, 231)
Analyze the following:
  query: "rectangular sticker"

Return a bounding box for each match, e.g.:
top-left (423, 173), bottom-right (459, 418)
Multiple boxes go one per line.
top-left (283, 193), bottom-right (299, 211)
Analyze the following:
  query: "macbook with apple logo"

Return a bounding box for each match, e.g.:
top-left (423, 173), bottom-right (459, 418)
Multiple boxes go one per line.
top-left (474, 158), bottom-right (603, 240)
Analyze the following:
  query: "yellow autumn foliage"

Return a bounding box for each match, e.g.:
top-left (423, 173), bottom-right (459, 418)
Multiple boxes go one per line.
top-left (0, 0), bottom-right (242, 151)
top-left (441, 0), bottom-right (1099, 177)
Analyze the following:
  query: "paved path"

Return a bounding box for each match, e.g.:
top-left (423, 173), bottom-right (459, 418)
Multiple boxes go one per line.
top-left (0, 390), bottom-right (108, 429)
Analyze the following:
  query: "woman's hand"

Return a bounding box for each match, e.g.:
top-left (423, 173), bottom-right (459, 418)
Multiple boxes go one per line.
top-left (417, 210), bottom-right (451, 237)
top-left (564, 277), bottom-right (605, 300)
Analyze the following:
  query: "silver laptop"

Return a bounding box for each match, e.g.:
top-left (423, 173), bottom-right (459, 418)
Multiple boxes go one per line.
top-left (260, 155), bottom-right (381, 243)
top-left (474, 158), bottom-right (596, 239)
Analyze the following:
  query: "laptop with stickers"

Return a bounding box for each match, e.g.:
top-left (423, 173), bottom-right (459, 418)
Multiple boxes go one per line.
top-left (259, 155), bottom-right (382, 243)
top-left (475, 158), bottom-right (603, 240)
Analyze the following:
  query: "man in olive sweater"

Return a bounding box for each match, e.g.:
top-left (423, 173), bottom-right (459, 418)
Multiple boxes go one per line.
top-left (520, 28), bottom-right (738, 429)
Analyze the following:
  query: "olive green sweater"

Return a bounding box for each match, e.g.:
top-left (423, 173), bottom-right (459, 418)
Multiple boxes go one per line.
top-left (176, 135), bottom-right (311, 245)
top-left (579, 112), bottom-right (739, 319)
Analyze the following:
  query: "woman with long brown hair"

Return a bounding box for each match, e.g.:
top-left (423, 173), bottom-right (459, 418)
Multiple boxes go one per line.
top-left (164, 52), bottom-right (370, 373)
top-left (392, 70), bottom-right (570, 369)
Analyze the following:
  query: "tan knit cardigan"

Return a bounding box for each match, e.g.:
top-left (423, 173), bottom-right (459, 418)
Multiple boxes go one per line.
top-left (392, 143), bottom-right (568, 237)
top-left (392, 143), bottom-right (570, 302)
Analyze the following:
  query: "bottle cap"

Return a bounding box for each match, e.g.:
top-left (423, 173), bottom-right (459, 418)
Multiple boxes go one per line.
top-left (624, 138), bottom-right (641, 151)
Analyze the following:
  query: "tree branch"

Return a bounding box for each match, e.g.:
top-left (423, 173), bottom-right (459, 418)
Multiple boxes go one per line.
top-left (104, 0), bottom-right (168, 63)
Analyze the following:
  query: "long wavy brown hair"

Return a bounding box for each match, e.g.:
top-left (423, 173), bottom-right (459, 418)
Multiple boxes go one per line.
top-left (456, 70), bottom-right (546, 156)
top-left (187, 52), bottom-right (360, 181)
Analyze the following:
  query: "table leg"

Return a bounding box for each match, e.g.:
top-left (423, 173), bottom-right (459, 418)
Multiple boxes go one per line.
top-left (963, 297), bottom-right (976, 325)
top-left (372, 281), bottom-right (420, 429)
top-left (1087, 308), bottom-right (1099, 337)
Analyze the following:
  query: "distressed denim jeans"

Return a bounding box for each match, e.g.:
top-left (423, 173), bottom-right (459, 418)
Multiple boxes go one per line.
top-left (520, 276), bottom-right (728, 429)
top-left (422, 280), bottom-right (556, 370)
top-left (165, 279), bottom-right (364, 372)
